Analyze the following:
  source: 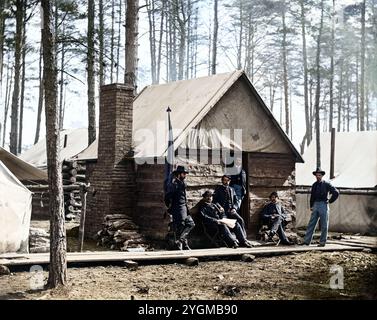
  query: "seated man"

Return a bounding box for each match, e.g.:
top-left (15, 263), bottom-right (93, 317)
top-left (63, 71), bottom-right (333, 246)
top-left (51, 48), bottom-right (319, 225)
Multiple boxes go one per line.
top-left (200, 191), bottom-right (252, 248)
top-left (213, 175), bottom-right (247, 238)
top-left (261, 192), bottom-right (293, 245)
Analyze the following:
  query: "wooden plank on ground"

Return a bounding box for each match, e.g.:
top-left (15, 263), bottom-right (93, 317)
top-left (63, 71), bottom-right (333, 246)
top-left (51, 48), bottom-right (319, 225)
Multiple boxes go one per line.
top-left (327, 240), bottom-right (377, 249)
top-left (0, 244), bottom-right (364, 267)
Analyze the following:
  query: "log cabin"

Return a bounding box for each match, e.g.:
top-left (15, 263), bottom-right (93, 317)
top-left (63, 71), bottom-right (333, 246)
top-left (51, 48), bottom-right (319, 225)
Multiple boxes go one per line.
top-left (74, 70), bottom-right (304, 245)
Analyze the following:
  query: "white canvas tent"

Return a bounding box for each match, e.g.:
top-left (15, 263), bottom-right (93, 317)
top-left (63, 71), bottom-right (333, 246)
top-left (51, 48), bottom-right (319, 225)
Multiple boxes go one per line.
top-left (0, 147), bottom-right (47, 182)
top-left (296, 131), bottom-right (377, 235)
top-left (0, 160), bottom-right (32, 254)
top-left (20, 128), bottom-right (97, 169)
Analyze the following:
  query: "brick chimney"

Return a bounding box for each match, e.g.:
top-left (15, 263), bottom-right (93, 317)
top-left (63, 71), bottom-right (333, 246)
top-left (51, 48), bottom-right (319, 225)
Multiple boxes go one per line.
top-left (86, 84), bottom-right (136, 237)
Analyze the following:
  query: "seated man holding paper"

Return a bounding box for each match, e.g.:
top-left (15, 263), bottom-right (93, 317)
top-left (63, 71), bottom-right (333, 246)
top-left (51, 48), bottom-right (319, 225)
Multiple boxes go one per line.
top-left (200, 191), bottom-right (252, 248)
top-left (213, 175), bottom-right (247, 238)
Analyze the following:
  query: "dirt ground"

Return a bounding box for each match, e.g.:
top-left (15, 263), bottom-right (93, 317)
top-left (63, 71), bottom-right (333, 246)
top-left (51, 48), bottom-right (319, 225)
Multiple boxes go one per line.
top-left (1, 250), bottom-right (376, 300)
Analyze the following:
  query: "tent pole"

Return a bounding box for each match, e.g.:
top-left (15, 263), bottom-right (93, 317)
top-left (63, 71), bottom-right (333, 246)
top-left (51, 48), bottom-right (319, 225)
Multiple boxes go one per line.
top-left (330, 128), bottom-right (336, 180)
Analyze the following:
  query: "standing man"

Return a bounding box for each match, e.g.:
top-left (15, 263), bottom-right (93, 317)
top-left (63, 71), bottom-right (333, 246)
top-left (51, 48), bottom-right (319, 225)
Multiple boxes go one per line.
top-left (229, 157), bottom-right (247, 212)
top-left (200, 191), bottom-right (252, 248)
top-left (165, 166), bottom-right (195, 250)
top-left (303, 168), bottom-right (339, 247)
top-left (213, 175), bottom-right (249, 241)
top-left (261, 192), bottom-right (293, 245)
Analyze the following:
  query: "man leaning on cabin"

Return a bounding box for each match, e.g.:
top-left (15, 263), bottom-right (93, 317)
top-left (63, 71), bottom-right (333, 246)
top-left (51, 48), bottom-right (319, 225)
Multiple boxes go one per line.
top-left (165, 166), bottom-right (195, 250)
top-left (229, 157), bottom-right (247, 213)
top-left (303, 168), bottom-right (339, 247)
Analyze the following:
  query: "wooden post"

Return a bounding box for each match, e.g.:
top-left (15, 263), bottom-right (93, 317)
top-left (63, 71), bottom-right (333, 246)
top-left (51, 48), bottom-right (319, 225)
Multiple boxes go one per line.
top-left (78, 184), bottom-right (89, 252)
top-left (330, 128), bottom-right (336, 179)
top-left (63, 134), bottom-right (68, 148)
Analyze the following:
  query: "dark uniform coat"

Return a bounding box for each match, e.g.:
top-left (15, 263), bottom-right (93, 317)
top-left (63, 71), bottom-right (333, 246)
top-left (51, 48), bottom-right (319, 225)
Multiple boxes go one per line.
top-left (200, 202), bottom-right (225, 225)
top-left (213, 185), bottom-right (238, 212)
top-left (261, 202), bottom-right (288, 224)
top-left (310, 180), bottom-right (339, 208)
top-left (166, 178), bottom-right (189, 223)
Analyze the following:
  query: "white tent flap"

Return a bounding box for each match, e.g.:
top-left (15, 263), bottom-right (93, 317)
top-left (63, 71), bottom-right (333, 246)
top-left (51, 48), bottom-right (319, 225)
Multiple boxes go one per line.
top-left (0, 161), bottom-right (32, 254)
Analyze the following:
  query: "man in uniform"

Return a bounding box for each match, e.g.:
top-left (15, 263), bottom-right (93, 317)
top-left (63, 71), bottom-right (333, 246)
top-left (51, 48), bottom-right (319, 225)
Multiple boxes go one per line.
top-left (261, 192), bottom-right (293, 245)
top-left (200, 191), bottom-right (252, 248)
top-left (229, 157), bottom-right (247, 212)
top-left (213, 175), bottom-right (248, 240)
top-left (165, 166), bottom-right (195, 250)
top-left (303, 168), bottom-right (339, 247)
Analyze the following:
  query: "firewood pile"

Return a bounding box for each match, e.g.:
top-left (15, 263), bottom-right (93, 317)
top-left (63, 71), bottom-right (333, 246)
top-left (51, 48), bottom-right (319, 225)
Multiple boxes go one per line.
top-left (95, 214), bottom-right (149, 251)
top-left (62, 160), bottom-right (87, 220)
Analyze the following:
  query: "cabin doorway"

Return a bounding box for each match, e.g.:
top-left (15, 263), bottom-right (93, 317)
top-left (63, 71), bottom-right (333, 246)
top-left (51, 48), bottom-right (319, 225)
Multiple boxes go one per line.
top-left (224, 151), bottom-right (250, 233)
top-left (240, 152), bottom-right (250, 231)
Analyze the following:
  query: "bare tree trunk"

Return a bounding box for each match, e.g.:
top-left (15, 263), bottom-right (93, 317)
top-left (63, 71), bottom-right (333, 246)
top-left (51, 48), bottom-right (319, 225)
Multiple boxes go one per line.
top-left (176, 0), bottom-right (186, 81)
top-left (171, 5), bottom-right (177, 81)
top-left (42, 0), bottom-right (66, 289)
top-left (237, 0), bottom-right (243, 70)
top-left (300, 0), bottom-right (311, 145)
top-left (165, 2), bottom-right (170, 82)
top-left (116, 0), bottom-right (122, 83)
top-left (360, 0), bottom-right (366, 131)
top-left (281, 1), bottom-right (290, 137)
top-left (211, 0), bottom-right (218, 75)
top-left (245, 14), bottom-right (253, 78)
top-left (309, 77), bottom-right (314, 139)
top-left (192, 8), bottom-right (198, 78)
top-left (269, 73), bottom-right (278, 113)
top-left (9, 0), bottom-right (24, 154)
top-left (35, 37), bottom-right (44, 144)
top-left (0, 0), bottom-right (6, 110)
top-left (185, 0), bottom-right (191, 80)
top-left (98, 0), bottom-right (105, 86)
top-left (110, 0), bottom-right (115, 83)
top-left (147, 0), bottom-right (157, 84)
top-left (156, 0), bottom-right (165, 83)
top-left (346, 72), bottom-right (351, 131)
top-left (18, 2), bottom-right (27, 154)
top-left (329, 0), bottom-right (335, 131)
top-left (87, 0), bottom-right (96, 145)
top-left (207, 12), bottom-right (211, 76)
top-left (3, 59), bottom-right (13, 148)
top-left (59, 23), bottom-right (65, 131)
top-left (125, 0), bottom-right (139, 90)
top-left (366, 84), bottom-right (369, 130)
top-left (337, 60), bottom-right (343, 132)
top-left (315, 0), bottom-right (324, 168)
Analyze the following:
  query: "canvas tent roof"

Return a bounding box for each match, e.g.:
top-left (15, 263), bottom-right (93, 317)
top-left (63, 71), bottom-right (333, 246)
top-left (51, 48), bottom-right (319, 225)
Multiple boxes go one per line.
top-left (20, 128), bottom-right (97, 169)
top-left (0, 160), bottom-right (32, 254)
top-left (0, 147), bottom-right (47, 182)
top-left (296, 131), bottom-right (377, 188)
top-left (73, 70), bottom-right (303, 162)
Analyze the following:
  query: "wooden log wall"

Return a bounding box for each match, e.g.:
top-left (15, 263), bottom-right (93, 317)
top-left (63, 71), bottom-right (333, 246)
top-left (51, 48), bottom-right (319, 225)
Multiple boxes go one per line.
top-left (29, 160), bottom-right (88, 221)
top-left (94, 151), bottom-right (298, 242)
top-left (133, 157), bottom-right (226, 241)
top-left (133, 163), bottom-right (166, 240)
top-left (30, 186), bottom-right (50, 219)
top-left (247, 152), bottom-right (296, 236)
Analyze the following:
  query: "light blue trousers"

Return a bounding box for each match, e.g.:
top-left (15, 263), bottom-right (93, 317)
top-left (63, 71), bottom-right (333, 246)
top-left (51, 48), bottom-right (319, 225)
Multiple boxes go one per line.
top-left (304, 201), bottom-right (329, 245)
